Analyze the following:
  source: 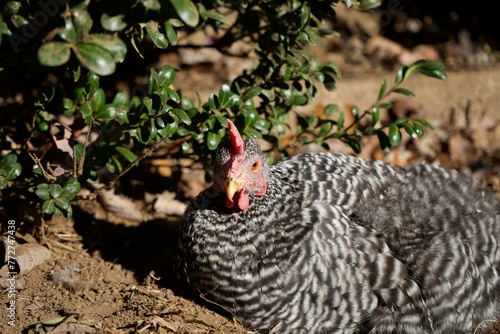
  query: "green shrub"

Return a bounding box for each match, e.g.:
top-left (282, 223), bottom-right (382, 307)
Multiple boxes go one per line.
top-left (0, 0), bottom-right (445, 218)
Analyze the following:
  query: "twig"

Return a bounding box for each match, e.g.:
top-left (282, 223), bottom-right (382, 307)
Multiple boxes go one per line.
top-left (28, 152), bottom-right (57, 182)
top-left (73, 123), bottom-right (93, 178)
top-left (89, 139), bottom-right (166, 200)
top-left (343, 81), bottom-right (401, 133)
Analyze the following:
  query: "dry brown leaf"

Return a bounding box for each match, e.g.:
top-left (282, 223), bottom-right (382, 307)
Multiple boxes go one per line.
top-left (149, 315), bottom-right (178, 332)
top-left (364, 35), bottom-right (404, 63)
top-left (97, 188), bottom-right (144, 222)
top-left (44, 318), bottom-right (98, 334)
top-left (398, 44), bottom-right (439, 66)
top-left (153, 191), bottom-right (187, 216)
top-left (448, 132), bottom-right (480, 166)
top-left (0, 243), bottom-right (51, 277)
top-left (52, 123), bottom-right (74, 156)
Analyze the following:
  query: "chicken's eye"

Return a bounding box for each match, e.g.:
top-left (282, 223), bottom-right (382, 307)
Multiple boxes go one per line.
top-left (251, 160), bottom-right (259, 171)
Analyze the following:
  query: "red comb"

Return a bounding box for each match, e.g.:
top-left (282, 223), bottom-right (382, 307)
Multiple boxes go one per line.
top-left (227, 119), bottom-right (244, 155)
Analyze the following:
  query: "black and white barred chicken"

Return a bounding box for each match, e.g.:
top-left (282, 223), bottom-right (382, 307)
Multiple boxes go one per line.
top-left (176, 119), bottom-right (500, 334)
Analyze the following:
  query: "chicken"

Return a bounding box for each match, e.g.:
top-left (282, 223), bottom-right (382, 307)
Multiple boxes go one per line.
top-left (176, 119), bottom-right (500, 333)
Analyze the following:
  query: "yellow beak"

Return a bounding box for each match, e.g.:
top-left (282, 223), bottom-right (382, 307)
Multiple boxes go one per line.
top-left (226, 175), bottom-right (244, 200)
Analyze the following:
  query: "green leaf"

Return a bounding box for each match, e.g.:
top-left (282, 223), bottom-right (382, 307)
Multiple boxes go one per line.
top-left (415, 60), bottom-right (445, 71)
top-left (358, 0), bottom-right (382, 10)
top-left (49, 184), bottom-right (64, 198)
top-left (145, 21), bottom-right (169, 49)
top-left (142, 96), bottom-right (155, 116)
top-left (344, 137), bottom-right (361, 153)
top-left (85, 34), bottom-right (127, 62)
top-left (324, 104), bottom-right (339, 117)
top-left (42, 199), bottom-right (55, 214)
top-left (37, 42), bottom-right (71, 67)
top-left (170, 0), bottom-right (200, 27)
top-left (157, 65), bottom-right (176, 88)
top-left (110, 155), bottom-right (123, 172)
top-left (299, 5), bottom-right (311, 29)
top-left (218, 84), bottom-right (240, 108)
top-left (149, 118), bottom-right (158, 140)
top-left (65, 206), bottom-right (73, 217)
top-left (85, 72), bottom-right (100, 97)
top-left (377, 102), bottom-right (393, 110)
top-left (394, 117), bottom-right (408, 125)
top-left (95, 104), bottom-right (115, 119)
top-left (0, 15), bottom-right (12, 45)
top-left (62, 98), bottom-right (76, 115)
top-left (59, 18), bottom-right (77, 43)
top-left (288, 93), bottom-right (308, 106)
top-left (116, 147), bottom-right (137, 162)
top-left (170, 108), bottom-right (191, 125)
top-left (181, 141), bottom-right (190, 153)
top-left (323, 74), bottom-right (336, 91)
top-left (320, 62), bottom-right (342, 78)
top-left (156, 117), bottom-right (165, 128)
top-left (164, 20), bottom-right (177, 45)
top-left (73, 9), bottom-right (93, 37)
top-left (74, 42), bottom-right (116, 76)
top-left (101, 13), bottom-right (127, 32)
top-left (5, 163), bottom-right (21, 180)
top-left (89, 88), bottom-right (105, 113)
top-left (41, 316), bottom-right (71, 326)
top-left (376, 131), bottom-right (391, 152)
top-left (207, 131), bottom-right (221, 150)
top-left (337, 111), bottom-right (344, 130)
top-left (402, 123), bottom-right (417, 138)
top-left (318, 122), bottom-right (332, 137)
top-left (12, 15), bottom-right (28, 28)
top-left (158, 116), bottom-right (178, 137)
top-left (203, 9), bottom-right (232, 25)
top-left (242, 108), bottom-right (258, 128)
top-left (106, 162), bottom-right (116, 173)
top-left (4, 1), bottom-right (21, 15)
top-left (262, 89), bottom-right (275, 102)
top-left (36, 184), bottom-right (50, 200)
top-left (393, 87), bottom-right (415, 97)
top-left (63, 181), bottom-right (81, 199)
top-left (113, 91), bottom-right (130, 123)
top-left (394, 65), bottom-right (407, 85)
top-left (253, 117), bottom-right (269, 131)
top-left (73, 144), bottom-right (84, 165)
top-left (371, 106), bottom-right (380, 125)
top-left (417, 69), bottom-right (447, 80)
top-left (0, 176), bottom-right (7, 189)
top-left (242, 87), bottom-right (262, 101)
top-left (413, 122), bottom-right (424, 138)
top-left (314, 72), bottom-right (325, 83)
top-left (141, 0), bottom-right (161, 10)
top-left (80, 102), bottom-right (93, 124)
top-left (0, 154), bottom-right (17, 170)
top-left (72, 66), bottom-right (81, 82)
top-left (53, 207), bottom-right (63, 218)
top-left (353, 129), bottom-right (363, 137)
top-left (388, 124), bottom-right (401, 146)
top-left (54, 197), bottom-right (70, 210)
top-left (412, 118), bottom-right (433, 130)
top-left (351, 105), bottom-right (359, 117)
top-left (377, 78), bottom-right (387, 101)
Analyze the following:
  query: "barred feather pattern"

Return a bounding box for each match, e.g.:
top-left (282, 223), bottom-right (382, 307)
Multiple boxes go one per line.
top-left (176, 152), bottom-right (500, 334)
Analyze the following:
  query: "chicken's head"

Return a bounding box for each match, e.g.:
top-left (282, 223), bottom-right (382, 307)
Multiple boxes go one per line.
top-left (212, 119), bottom-right (268, 211)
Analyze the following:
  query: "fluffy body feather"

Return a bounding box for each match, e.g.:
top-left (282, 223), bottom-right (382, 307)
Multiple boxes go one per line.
top-left (176, 132), bottom-right (500, 333)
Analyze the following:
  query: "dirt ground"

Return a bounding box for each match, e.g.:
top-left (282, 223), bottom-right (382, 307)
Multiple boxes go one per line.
top-left (2, 8), bottom-right (500, 334)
